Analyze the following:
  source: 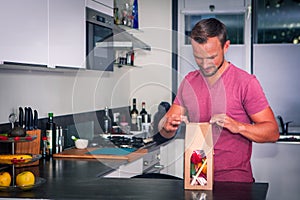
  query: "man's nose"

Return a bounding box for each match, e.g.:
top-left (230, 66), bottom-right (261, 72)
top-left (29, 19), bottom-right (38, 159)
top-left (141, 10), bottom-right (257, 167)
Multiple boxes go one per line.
top-left (202, 58), bottom-right (214, 67)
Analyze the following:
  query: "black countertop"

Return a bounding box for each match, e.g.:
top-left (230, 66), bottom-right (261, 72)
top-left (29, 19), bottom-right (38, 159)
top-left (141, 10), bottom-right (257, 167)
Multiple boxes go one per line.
top-left (0, 158), bottom-right (269, 200)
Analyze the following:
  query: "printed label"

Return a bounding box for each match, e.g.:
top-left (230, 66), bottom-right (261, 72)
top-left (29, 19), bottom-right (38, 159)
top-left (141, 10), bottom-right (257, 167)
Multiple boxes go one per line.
top-left (46, 130), bottom-right (52, 149)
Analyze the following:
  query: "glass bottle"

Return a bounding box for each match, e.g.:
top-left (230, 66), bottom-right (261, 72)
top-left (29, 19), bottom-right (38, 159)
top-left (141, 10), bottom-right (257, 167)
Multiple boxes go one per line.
top-left (42, 136), bottom-right (47, 159)
top-left (55, 126), bottom-right (59, 154)
top-left (130, 98), bottom-right (139, 130)
top-left (132, 0), bottom-right (139, 29)
top-left (114, 7), bottom-right (120, 25)
top-left (130, 51), bottom-right (134, 66)
top-left (46, 112), bottom-right (56, 156)
top-left (140, 101), bottom-right (148, 123)
top-left (140, 102), bottom-right (147, 115)
top-left (126, 51), bottom-right (131, 65)
top-left (58, 126), bottom-right (64, 153)
top-left (103, 107), bottom-right (112, 134)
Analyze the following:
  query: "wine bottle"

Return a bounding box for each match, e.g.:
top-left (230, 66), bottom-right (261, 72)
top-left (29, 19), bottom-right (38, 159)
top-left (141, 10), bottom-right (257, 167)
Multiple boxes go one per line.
top-left (140, 102), bottom-right (147, 115)
top-left (140, 102), bottom-right (148, 123)
top-left (130, 98), bottom-right (139, 130)
top-left (46, 112), bottom-right (56, 156)
top-left (103, 107), bottom-right (112, 134)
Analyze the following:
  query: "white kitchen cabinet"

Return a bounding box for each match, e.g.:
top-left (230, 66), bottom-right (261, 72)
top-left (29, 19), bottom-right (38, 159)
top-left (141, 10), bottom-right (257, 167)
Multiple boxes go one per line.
top-left (86, 0), bottom-right (113, 16)
top-left (160, 139), bottom-right (184, 179)
top-left (119, 158), bottom-right (143, 177)
top-left (104, 158), bottom-right (143, 178)
top-left (251, 142), bottom-right (300, 200)
top-left (0, 0), bottom-right (114, 69)
top-left (0, 0), bottom-right (86, 68)
top-left (48, 0), bottom-right (85, 68)
top-left (0, 0), bottom-right (48, 65)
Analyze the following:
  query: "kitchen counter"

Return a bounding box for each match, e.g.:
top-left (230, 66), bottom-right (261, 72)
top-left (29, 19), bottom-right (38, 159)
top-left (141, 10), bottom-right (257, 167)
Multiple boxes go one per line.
top-left (277, 134), bottom-right (300, 144)
top-left (251, 142), bottom-right (300, 200)
top-left (0, 158), bottom-right (269, 200)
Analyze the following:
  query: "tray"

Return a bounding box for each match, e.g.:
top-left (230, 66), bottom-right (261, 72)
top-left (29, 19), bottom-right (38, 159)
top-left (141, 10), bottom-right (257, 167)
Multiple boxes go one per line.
top-left (0, 135), bottom-right (37, 143)
top-left (0, 177), bottom-right (46, 192)
top-left (0, 154), bottom-right (42, 165)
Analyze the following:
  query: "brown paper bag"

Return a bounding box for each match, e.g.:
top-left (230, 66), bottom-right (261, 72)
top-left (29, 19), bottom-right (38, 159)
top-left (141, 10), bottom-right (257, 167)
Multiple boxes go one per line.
top-left (184, 123), bottom-right (213, 190)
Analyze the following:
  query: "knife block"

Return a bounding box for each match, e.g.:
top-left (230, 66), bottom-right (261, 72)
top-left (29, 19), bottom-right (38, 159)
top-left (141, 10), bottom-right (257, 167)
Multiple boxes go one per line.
top-left (15, 129), bottom-right (41, 167)
top-left (184, 123), bottom-right (213, 190)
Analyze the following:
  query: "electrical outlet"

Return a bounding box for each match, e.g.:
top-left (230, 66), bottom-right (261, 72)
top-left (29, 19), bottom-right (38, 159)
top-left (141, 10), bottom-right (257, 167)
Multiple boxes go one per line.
top-left (113, 112), bottom-right (120, 123)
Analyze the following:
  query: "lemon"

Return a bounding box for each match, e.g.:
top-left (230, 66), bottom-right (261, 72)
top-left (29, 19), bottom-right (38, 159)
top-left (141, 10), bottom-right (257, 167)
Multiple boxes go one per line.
top-left (0, 171), bottom-right (11, 187)
top-left (16, 171), bottom-right (35, 187)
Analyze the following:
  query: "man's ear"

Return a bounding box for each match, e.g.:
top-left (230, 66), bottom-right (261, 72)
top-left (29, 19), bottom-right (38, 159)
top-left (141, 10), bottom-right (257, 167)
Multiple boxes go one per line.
top-left (223, 40), bottom-right (230, 53)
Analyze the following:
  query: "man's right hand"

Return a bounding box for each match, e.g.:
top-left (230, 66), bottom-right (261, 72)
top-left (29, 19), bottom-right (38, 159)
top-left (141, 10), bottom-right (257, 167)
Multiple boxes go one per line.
top-left (158, 104), bottom-right (188, 139)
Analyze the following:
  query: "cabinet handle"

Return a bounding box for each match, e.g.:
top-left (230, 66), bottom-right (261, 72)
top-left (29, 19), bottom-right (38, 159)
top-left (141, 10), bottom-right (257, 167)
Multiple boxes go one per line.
top-left (154, 164), bottom-right (164, 169)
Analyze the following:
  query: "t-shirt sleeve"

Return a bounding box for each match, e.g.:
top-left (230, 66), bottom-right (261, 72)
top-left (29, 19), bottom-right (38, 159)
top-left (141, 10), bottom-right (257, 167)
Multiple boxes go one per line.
top-left (173, 78), bottom-right (187, 106)
top-left (243, 76), bottom-right (269, 115)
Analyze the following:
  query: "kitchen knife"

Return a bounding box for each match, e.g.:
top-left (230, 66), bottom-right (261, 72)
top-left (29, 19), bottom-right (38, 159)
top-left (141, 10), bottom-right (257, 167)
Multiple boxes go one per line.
top-left (18, 107), bottom-right (24, 128)
top-left (28, 107), bottom-right (33, 130)
top-left (24, 107), bottom-right (29, 130)
top-left (33, 110), bottom-right (38, 129)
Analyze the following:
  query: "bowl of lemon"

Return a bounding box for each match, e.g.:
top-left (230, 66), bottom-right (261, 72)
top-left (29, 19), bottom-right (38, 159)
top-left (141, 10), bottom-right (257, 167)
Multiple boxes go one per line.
top-left (0, 170), bottom-right (46, 191)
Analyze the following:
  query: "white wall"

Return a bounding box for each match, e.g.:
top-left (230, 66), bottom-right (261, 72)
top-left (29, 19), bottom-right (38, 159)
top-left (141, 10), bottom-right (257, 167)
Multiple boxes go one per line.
top-left (254, 44), bottom-right (300, 127)
top-left (125, 0), bottom-right (173, 114)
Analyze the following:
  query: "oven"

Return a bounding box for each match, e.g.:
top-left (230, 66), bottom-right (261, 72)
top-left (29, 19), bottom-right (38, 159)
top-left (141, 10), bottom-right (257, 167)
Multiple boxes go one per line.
top-left (108, 135), bottom-right (163, 174)
top-left (142, 148), bottom-right (164, 173)
top-left (86, 7), bottom-right (114, 71)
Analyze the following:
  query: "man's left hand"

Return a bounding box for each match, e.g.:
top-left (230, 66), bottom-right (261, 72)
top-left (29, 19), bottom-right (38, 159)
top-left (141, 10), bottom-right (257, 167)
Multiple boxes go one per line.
top-left (210, 114), bottom-right (243, 134)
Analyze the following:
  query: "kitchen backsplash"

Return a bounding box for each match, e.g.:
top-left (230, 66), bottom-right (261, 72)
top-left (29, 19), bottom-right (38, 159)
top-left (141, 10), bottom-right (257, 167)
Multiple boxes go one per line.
top-left (0, 106), bottom-right (130, 153)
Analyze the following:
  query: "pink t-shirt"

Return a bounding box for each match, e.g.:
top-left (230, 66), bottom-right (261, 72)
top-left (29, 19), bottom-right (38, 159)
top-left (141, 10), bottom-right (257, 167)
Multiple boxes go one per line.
top-left (174, 64), bottom-right (269, 182)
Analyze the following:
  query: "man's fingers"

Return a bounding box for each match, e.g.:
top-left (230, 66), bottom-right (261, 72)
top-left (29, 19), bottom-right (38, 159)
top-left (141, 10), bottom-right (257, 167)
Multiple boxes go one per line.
top-left (210, 114), bottom-right (226, 124)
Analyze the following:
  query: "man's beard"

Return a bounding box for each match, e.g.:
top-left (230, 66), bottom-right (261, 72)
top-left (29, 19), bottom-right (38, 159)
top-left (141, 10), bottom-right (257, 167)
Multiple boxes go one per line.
top-left (199, 58), bottom-right (224, 77)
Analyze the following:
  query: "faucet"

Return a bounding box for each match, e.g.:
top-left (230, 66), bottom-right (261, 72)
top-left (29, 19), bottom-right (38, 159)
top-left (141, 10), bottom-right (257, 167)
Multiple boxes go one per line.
top-left (277, 115), bottom-right (293, 135)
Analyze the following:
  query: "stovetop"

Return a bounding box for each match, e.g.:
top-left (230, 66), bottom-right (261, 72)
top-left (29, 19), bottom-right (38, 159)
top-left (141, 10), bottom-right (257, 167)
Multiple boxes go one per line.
top-left (108, 136), bottom-right (145, 148)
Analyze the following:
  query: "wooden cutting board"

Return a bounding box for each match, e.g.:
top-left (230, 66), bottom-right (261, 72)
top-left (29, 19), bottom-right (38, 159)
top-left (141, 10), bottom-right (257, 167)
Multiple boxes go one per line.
top-left (53, 147), bottom-right (147, 161)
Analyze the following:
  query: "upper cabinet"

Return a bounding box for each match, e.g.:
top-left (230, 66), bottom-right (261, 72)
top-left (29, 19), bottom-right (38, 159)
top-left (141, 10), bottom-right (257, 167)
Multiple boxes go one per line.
top-left (0, 0), bottom-right (49, 66)
top-left (49, 0), bottom-right (85, 68)
top-left (0, 0), bottom-right (114, 70)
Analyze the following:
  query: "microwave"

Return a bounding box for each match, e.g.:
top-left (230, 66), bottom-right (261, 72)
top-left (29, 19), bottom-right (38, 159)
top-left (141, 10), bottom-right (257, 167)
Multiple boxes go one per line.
top-left (86, 8), bottom-right (114, 71)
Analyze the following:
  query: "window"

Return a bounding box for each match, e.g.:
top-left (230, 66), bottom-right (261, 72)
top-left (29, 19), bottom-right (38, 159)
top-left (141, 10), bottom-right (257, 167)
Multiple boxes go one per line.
top-left (255, 0), bottom-right (300, 44)
top-left (184, 14), bottom-right (245, 45)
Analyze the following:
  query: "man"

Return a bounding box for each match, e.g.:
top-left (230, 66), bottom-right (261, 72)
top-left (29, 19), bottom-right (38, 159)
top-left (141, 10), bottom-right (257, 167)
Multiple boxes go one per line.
top-left (159, 18), bottom-right (279, 182)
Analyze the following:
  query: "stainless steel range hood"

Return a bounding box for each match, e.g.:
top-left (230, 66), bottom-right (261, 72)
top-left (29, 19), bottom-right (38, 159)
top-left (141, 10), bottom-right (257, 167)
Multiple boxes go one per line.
top-left (112, 25), bottom-right (151, 51)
